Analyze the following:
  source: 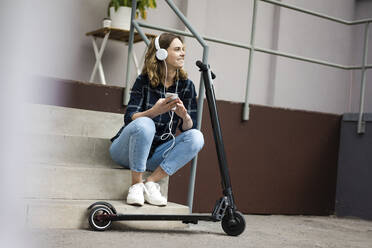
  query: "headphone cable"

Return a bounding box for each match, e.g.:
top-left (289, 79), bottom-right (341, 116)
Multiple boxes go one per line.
top-left (160, 62), bottom-right (178, 158)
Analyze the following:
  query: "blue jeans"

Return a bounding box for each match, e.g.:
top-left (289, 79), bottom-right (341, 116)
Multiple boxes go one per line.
top-left (109, 117), bottom-right (204, 176)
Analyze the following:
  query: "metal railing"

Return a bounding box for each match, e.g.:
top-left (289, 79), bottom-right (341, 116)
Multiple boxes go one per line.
top-left (124, 0), bottom-right (371, 211)
top-left (256, 0), bottom-right (371, 134)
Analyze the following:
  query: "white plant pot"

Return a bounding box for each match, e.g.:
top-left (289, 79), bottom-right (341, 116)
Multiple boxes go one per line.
top-left (109, 6), bottom-right (132, 30)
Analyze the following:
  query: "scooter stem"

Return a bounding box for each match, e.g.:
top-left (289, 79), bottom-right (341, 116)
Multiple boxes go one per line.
top-left (196, 61), bottom-right (236, 211)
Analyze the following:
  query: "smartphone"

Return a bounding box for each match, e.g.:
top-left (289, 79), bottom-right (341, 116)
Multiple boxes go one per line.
top-left (165, 93), bottom-right (178, 111)
top-left (165, 92), bottom-right (178, 101)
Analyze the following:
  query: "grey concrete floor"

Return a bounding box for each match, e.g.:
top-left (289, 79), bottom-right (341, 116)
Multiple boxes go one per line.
top-left (28, 215), bottom-right (372, 248)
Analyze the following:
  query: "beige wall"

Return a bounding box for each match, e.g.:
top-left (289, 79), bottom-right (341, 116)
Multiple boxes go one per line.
top-left (14, 0), bottom-right (372, 115)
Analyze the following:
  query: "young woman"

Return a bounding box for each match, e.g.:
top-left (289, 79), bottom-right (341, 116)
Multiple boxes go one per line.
top-left (109, 33), bottom-right (204, 207)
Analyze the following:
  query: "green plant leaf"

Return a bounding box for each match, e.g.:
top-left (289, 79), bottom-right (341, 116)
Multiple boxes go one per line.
top-left (149, 0), bottom-right (156, 9)
top-left (113, 0), bottom-right (120, 11)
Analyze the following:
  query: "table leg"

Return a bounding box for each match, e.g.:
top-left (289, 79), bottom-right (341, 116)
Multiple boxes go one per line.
top-left (89, 32), bottom-right (110, 84)
top-left (131, 47), bottom-right (141, 75)
top-left (139, 48), bottom-right (146, 73)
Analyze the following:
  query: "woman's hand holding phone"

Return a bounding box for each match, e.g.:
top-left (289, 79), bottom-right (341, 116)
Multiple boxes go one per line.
top-left (151, 95), bottom-right (178, 116)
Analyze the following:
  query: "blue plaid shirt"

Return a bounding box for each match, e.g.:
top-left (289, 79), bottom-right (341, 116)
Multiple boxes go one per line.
top-left (111, 74), bottom-right (198, 158)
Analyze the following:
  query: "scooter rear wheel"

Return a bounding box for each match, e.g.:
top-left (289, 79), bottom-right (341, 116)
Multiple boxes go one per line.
top-left (88, 206), bottom-right (113, 231)
top-left (221, 211), bottom-right (246, 236)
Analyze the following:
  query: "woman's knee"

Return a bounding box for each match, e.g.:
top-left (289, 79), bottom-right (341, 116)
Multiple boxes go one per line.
top-left (109, 142), bottom-right (129, 168)
top-left (185, 129), bottom-right (204, 152)
top-left (133, 117), bottom-right (155, 136)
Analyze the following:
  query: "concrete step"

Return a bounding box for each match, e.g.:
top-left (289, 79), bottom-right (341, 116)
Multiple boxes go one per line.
top-left (26, 103), bottom-right (123, 138)
top-left (23, 103), bottom-right (183, 231)
top-left (28, 133), bottom-right (118, 167)
top-left (26, 103), bottom-right (124, 167)
top-left (24, 163), bottom-right (168, 200)
top-left (25, 199), bottom-right (189, 230)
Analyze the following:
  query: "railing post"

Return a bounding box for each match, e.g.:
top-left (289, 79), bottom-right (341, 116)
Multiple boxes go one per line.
top-left (188, 47), bottom-right (209, 213)
top-left (123, 0), bottom-right (137, 106)
top-left (357, 22), bottom-right (370, 134)
top-left (243, 0), bottom-right (258, 121)
top-left (163, 0), bottom-right (209, 213)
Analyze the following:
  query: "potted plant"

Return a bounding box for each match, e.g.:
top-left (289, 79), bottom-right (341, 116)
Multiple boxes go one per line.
top-left (108, 0), bottom-right (157, 30)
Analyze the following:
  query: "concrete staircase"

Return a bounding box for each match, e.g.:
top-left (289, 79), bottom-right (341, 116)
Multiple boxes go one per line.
top-left (24, 103), bottom-right (189, 230)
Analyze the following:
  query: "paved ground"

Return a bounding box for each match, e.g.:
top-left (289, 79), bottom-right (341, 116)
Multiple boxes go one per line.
top-left (28, 215), bottom-right (372, 248)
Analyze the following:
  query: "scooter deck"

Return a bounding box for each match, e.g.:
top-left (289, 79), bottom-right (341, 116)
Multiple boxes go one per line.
top-left (104, 214), bottom-right (218, 224)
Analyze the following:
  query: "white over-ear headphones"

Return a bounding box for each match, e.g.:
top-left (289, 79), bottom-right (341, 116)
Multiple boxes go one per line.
top-left (155, 36), bottom-right (168, 61)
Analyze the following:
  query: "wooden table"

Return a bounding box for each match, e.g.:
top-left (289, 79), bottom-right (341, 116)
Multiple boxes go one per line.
top-left (86, 28), bottom-right (156, 84)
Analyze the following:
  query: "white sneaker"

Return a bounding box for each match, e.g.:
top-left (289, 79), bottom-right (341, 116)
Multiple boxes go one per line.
top-left (126, 183), bottom-right (145, 206)
top-left (144, 181), bottom-right (167, 206)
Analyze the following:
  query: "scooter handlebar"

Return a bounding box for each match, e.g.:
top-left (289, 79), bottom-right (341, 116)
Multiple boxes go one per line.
top-left (196, 60), bottom-right (216, 79)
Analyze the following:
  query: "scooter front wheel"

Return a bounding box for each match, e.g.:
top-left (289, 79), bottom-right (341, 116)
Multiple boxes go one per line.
top-left (88, 206), bottom-right (113, 231)
top-left (221, 211), bottom-right (246, 236)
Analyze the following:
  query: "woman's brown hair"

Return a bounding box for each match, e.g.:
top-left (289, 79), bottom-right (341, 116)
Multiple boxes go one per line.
top-left (142, 33), bottom-right (187, 87)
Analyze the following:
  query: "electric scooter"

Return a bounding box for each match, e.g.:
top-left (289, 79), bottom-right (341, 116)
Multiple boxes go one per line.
top-left (87, 61), bottom-right (246, 236)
